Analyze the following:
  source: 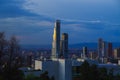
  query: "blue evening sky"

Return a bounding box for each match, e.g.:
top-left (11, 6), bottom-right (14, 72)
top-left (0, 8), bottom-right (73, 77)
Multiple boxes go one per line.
top-left (0, 0), bottom-right (120, 45)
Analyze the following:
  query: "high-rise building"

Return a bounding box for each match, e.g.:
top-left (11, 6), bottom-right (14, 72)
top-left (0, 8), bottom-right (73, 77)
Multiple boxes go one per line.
top-left (52, 20), bottom-right (60, 58)
top-left (27, 53), bottom-right (32, 67)
top-left (89, 51), bottom-right (97, 60)
top-left (83, 46), bottom-right (87, 58)
top-left (60, 33), bottom-right (68, 58)
top-left (98, 38), bottom-right (108, 63)
top-left (98, 38), bottom-right (103, 58)
top-left (98, 39), bottom-right (114, 63)
top-left (107, 42), bottom-right (113, 58)
top-left (102, 41), bottom-right (107, 57)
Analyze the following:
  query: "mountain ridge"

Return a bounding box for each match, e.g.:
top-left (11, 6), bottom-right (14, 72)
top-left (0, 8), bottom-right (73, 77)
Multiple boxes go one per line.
top-left (21, 42), bottom-right (120, 50)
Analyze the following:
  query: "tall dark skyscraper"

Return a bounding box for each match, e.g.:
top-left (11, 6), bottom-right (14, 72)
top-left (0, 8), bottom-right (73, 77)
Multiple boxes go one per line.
top-left (60, 33), bottom-right (68, 58)
top-left (52, 20), bottom-right (60, 58)
top-left (107, 42), bottom-right (113, 58)
top-left (27, 54), bottom-right (32, 67)
top-left (98, 38), bottom-right (103, 58)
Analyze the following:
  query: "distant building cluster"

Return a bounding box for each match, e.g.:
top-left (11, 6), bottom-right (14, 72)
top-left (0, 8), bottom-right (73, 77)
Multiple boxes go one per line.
top-left (20, 20), bottom-right (120, 80)
top-left (97, 38), bottom-right (120, 63)
top-left (50, 20), bottom-right (120, 64)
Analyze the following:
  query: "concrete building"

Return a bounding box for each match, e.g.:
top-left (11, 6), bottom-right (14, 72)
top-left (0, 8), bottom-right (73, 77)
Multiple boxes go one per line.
top-left (35, 59), bottom-right (72, 80)
top-left (114, 48), bottom-right (120, 59)
top-left (89, 51), bottom-right (98, 60)
top-left (34, 58), bottom-right (120, 80)
top-left (60, 33), bottom-right (68, 58)
top-left (52, 20), bottom-right (61, 58)
top-left (34, 58), bottom-right (100, 80)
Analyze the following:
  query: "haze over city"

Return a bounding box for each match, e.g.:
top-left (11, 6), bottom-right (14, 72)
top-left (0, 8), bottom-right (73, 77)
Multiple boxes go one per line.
top-left (0, 0), bottom-right (120, 45)
top-left (1, 0), bottom-right (120, 80)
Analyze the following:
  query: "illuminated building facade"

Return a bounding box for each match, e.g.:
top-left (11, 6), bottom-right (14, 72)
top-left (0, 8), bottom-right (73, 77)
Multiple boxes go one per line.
top-left (114, 48), bottom-right (120, 59)
top-left (52, 20), bottom-right (60, 58)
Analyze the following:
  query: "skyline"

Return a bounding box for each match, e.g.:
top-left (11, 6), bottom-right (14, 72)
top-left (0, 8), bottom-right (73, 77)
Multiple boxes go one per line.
top-left (0, 0), bottom-right (120, 45)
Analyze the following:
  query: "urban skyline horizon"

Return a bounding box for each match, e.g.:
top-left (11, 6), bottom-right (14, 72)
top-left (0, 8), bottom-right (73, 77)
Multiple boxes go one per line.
top-left (0, 0), bottom-right (120, 45)
top-left (0, 1), bottom-right (120, 80)
top-left (21, 42), bottom-right (120, 50)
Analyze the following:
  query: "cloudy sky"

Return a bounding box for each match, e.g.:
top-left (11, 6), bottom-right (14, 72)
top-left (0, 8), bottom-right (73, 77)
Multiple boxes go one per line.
top-left (0, 0), bottom-right (120, 45)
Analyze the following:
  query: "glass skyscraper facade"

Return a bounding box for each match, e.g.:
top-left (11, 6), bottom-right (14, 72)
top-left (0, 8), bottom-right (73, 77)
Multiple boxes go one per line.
top-left (52, 20), bottom-right (60, 58)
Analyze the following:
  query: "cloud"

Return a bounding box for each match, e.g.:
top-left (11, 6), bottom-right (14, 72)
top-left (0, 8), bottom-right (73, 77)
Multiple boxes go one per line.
top-left (0, 16), bottom-right (55, 44)
top-left (0, 0), bottom-right (39, 18)
top-left (0, 0), bottom-right (120, 44)
top-left (23, 0), bottom-right (120, 23)
top-left (0, 16), bottom-right (120, 44)
top-left (62, 19), bottom-right (120, 31)
top-left (61, 19), bottom-right (105, 31)
top-left (0, 15), bottom-right (120, 44)
top-left (0, 17), bottom-right (54, 35)
top-left (60, 19), bottom-right (120, 43)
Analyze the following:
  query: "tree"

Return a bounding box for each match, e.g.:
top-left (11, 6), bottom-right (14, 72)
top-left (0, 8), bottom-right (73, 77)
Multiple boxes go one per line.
top-left (0, 32), bottom-right (8, 75)
top-left (25, 71), bottom-right (52, 80)
top-left (50, 76), bottom-right (55, 80)
top-left (80, 60), bottom-right (91, 80)
top-left (0, 32), bottom-right (6, 59)
top-left (115, 74), bottom-right (120, 80)
top-left (5, 36), bottom-right (22, 80)
top-left (78, 61), bottom-right (115, 80)
top-left (40, 71), bottom-right (50, 80)
top-left (0, 32), bottom-right (24, 80)
top-left (98, 67), bottom-right (108, 80)
top-left (108, 68), bottom-right (114, 80)
top-left (8, 36), bottom-right (20, 69)
top-left (79, 61), bottom-right (99, 80)
top-left (25, 74), bottom-right (36, 80)
top-left (89, 64), bottom-right (99, 80)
